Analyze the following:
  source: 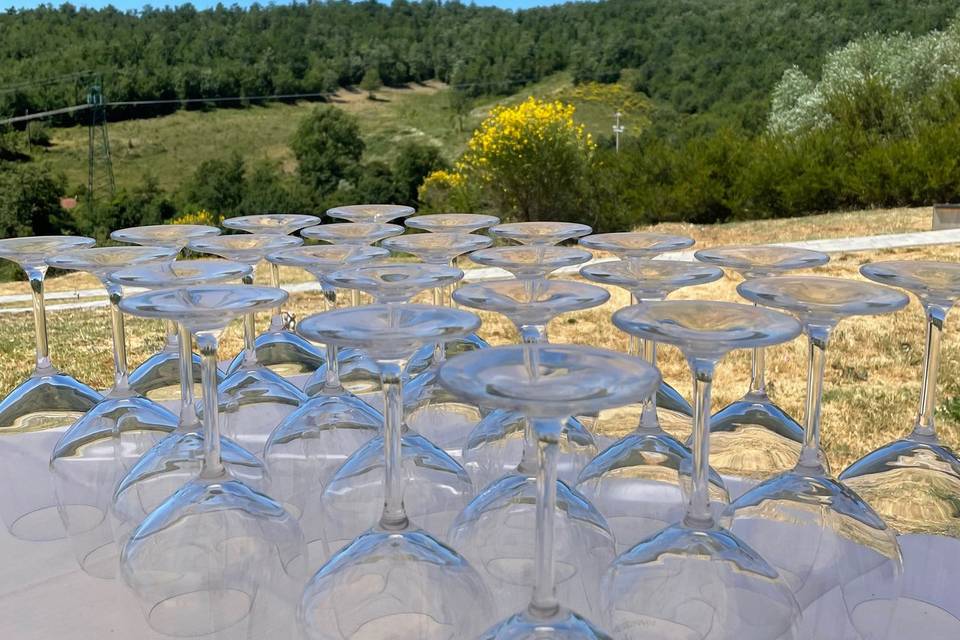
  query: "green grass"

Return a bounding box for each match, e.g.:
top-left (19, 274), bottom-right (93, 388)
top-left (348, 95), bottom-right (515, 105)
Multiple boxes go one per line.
top-left (31, 73), bottom-right (650, 194)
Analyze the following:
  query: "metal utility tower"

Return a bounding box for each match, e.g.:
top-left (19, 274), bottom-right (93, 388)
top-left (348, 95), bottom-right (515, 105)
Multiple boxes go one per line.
top-left (86, 81), bottom-right (115, 213)
top-left (612, 111), bottom-right (625, 152)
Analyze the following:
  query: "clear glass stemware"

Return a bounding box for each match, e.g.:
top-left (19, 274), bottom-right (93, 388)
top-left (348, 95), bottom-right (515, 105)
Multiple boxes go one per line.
top-left (297, 303), bottom-right (494, 639)
top-left (187, 233), bottom-right (308, 456)
top-left (695, 245), bottom-right (830, 496)
top-left (111, 223), bottom-right (221, 400)
top-left (108, 259), bottom-right (267, 551)
top-left (605, 300), bottom-right (803, 640)
top-left (489, 221), bottom-right (592, 246)
top-left (223, 214), bottom-right (325, 378)
top-left (0, 235), bottom-right (102, 542)
top-left (45, 246), bottom-right (181, 578)
top-left (382, 232), bottom-right (493, 458)
top-left (119, 284), bottom-right (306, 638)
top-left (441, 343), bottom-right (661, 639)
top-left (575, 259), bottom-right (728, 554)
top-left (727, 276), bottom-right (908, 640)
top-left (262, 244), bottom-right (389, 563)
top-left (840, 261), bottom-right (960, 636)
top-left (325, 203), bottom-right (414, 224)
top-left (405, 213), bottom-right (500, 234)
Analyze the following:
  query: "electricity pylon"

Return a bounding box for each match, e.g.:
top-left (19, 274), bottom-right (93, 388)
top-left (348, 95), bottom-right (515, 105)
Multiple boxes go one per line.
top-left (86, 80), bottom-right (115, 214)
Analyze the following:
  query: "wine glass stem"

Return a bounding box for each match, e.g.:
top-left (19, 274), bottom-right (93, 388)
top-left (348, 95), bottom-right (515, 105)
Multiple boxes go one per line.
top-left (529, 416), bottom-right (561, 617)
top-left (379, 360), bottom-right (409, 530)
top-left (749, 347), bottom-right (767, 396)
top-left (432, 286), bottom-right (447, 363)
top-left (177, 323), bottom-right (197, 428)
top-left (913, 303), bottom-right (947, 440)
top-left (269, 262), bottom-right (284, 331)
top-left (351, 289), bottom-right (361, 308)
top-left (798, 325), bottom-right (830, 472)
top-left (106, 282), bottom-right (131, 396)
top-left (25, 266), bottom-right (53, 375)
top-left (241, 274), bottom-right (258, 367)
top-left (163, 320), bottom-right (178, 352)
top-left (684, 357), bottom-right (716, 528)
top-left (321, 284), bottom-right (342, 389)
top-left (628, 292), bottom-right (640, 356)
top-left (197, 332), bottom-right (225, 478)
top-left (638, 338), bottom-right (661, 432)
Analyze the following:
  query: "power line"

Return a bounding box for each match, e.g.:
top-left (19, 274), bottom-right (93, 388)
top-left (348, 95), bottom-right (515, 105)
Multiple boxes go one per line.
top-left (0, 103), bottom-right (90, 126)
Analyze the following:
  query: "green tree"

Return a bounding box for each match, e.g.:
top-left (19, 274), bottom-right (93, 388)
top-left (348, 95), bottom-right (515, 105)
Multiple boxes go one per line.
top-left (391, 142), bottom-right (448, 206)
top-left (360, 67), bottom-right (383, 99)
top-left (0, 163), bottom-right (66, 239)
top-left (291, 106), bottom-right (365, 196)
top-left (179, 154), bottom-right (246, 216)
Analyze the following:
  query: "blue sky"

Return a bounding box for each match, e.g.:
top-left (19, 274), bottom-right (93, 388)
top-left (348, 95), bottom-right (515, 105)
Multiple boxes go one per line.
top-left (0, 0), bottom-right (576, 10)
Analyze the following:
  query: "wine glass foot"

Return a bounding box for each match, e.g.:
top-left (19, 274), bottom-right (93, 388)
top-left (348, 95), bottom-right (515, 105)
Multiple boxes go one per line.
top-left (129, 348), bottom-right (208, 401)
top-left (703, 393), bottom-right (803, 498)
top-left (225, 330), bottom-right (325, 378)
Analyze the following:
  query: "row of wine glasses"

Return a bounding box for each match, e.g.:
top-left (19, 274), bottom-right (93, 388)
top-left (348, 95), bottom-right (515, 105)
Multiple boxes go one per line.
top-left (0, 210), bottom-right (957, 640)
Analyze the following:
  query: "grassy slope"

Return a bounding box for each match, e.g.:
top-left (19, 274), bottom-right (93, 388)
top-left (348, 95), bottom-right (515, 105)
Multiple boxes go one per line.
top-left (33, 73), bottom-right (649, 193)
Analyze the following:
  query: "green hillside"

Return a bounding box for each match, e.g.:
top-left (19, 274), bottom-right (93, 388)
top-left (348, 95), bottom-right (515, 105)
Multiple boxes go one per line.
top-left (35, 73), bottom-right (650, 194)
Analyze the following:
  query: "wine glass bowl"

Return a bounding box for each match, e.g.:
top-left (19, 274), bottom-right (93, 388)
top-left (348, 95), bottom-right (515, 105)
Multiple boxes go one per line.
top-left (405, 213), bottom-right (500, 233)
top-left (325, 263), bottom-right (463, 305)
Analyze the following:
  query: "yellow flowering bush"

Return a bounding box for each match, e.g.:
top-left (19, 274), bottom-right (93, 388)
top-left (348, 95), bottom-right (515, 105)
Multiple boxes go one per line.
top-left (422, 97), bottom-right (596, 221)
top-left (170, 209), bottom-right (223, 226)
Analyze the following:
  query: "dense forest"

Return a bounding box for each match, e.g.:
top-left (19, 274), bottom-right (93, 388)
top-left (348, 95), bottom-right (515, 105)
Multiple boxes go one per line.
top-left (2, 0), bottom-right (959, 130)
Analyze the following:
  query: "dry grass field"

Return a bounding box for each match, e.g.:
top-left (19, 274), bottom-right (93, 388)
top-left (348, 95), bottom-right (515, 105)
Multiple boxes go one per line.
top-left (0, 205), bottom-right (957, 471)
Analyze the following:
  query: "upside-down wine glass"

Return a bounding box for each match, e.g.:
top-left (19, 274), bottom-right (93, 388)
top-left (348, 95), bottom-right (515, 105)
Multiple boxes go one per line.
top-left (188, 233), bottom-right (308, 455)
top-left (442, 344), bottom-right (661, 640)
top-left (840, 261), bottom-right (960, 635)
top-left (458, 245), bottom-right (593, 485)
top-left (262, 244), bottom-right (388, 562)
top-left (222, 214), bottom-right (324, 377)
top-left (301, 221), bottom-right (405, 399)
top-left (579, 231), bottom-right (697, 437)
top-left (0, 236), bottom-right (101, 541)
top-left (727, 276), bottom-right (908, 640)
top-left (311, 263), bottom-right (476, 561)
top-left (46, 246), bottom-right (180, 578)
top-left (448, 278), bottom-right (615, 622)
top-left (605, 300), bottom-right (803, 640)
top-left (120, 284), bottom-right (305, 639)
top-left (575, 259), bottom-right (728, 553)
top-left (695, 245), bottom-right (829, 496)
top-left (297, 302), bottom-right (494, 640)
top-left (382, 231), bottom-right (492, 458)
top-left (111, 223), bottom-right (221, 400)
top-left (455, 277), bottom-right (607, 486)
top-left (109, 259), bottom-right (266, 550)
